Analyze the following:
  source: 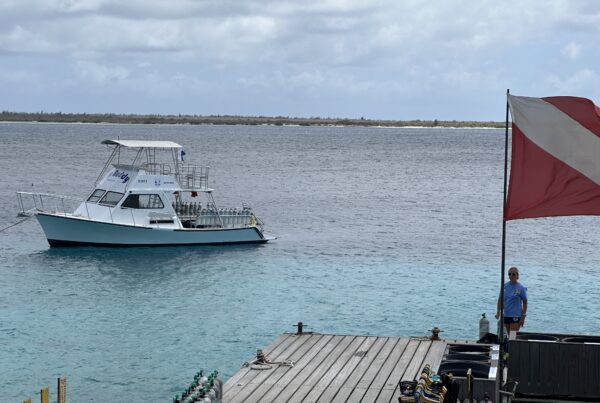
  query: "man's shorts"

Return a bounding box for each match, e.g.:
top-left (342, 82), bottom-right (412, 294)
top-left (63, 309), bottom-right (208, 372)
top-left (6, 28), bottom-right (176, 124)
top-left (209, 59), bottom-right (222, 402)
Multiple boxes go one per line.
top-left (504, 316), bottom-right (521, 324)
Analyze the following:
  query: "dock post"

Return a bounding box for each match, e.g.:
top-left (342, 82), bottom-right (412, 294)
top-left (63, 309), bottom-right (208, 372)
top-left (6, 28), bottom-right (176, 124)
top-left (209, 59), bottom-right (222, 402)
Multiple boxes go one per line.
top-left (296, 321), bottom-right (303, 334)
top-left (466, 368), bottom-right (473, 402)
top-left (40, 387), bottom-right (49, 403)
top-left (58, 377), bottom-right (67, 403)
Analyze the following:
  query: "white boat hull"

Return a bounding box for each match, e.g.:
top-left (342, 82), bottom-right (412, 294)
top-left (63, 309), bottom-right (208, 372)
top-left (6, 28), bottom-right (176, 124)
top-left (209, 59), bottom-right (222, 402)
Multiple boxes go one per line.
top-left (36, 213), bottom-right (269, 247)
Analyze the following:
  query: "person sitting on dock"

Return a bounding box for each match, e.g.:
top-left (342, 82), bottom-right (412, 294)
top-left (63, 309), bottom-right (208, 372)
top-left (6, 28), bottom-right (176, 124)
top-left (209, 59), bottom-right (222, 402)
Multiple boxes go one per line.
top-left (495, 266), bottom-right (528, 334)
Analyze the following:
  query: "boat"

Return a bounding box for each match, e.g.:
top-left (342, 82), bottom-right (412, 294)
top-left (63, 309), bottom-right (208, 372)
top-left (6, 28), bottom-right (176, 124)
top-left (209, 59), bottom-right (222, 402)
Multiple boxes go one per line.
top-left (17, 139), bottom-right (273, 247)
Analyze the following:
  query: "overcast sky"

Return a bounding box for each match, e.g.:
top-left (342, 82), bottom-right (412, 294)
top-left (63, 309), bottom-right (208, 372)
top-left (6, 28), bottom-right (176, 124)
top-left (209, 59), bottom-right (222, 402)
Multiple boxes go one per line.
top-left (1, 0), bottom-right (598, 120)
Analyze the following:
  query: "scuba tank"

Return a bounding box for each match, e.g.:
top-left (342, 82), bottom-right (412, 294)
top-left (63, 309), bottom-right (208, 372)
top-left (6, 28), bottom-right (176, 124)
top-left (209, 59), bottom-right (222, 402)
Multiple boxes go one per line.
top-left (479, 313), bottom-right (490, 339)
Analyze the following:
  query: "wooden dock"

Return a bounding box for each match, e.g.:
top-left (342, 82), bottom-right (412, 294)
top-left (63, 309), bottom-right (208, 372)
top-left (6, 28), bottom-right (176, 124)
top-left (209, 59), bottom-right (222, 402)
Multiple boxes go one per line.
top-left (223, 332), bottom-right (477, 402)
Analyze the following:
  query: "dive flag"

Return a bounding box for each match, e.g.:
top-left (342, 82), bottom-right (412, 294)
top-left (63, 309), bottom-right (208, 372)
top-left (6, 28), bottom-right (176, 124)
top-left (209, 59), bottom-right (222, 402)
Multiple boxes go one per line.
top-left (505, 94), bottom-right (600, 220)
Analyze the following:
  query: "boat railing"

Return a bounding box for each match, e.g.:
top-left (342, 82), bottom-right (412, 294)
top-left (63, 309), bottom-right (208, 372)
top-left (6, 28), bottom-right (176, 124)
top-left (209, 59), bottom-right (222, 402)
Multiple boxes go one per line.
top-left (175, 164), bottom-right (210, 190)
top-left (17, 191), bottom-right (181, 228)
top-left (16, 192), bottom-right (83, 217)
top-left (187, 208), bottom-right (260, 229)
top-left (141, 162), bottom-right (173, 176)
top-left (140, 163), bottom-right (209, 190)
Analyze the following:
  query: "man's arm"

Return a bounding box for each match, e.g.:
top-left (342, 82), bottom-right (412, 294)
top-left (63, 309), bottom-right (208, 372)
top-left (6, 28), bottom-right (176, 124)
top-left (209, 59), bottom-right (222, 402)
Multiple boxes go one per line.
top-left (520, 299), bottom-right (528, 326)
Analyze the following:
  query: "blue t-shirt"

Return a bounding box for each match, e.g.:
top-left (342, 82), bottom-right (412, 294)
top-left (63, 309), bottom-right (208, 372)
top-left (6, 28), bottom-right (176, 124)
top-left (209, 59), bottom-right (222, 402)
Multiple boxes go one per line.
top-left (504, 282), bottom-right (527, 317)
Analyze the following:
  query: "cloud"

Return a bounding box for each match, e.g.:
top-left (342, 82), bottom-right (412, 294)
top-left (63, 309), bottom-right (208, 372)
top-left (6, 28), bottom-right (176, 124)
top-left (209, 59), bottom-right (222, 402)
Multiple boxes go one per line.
top-left (0, 24), bottom-right (61, 53)
top-left (0, 0), bottom-right (599, 119)
top-left (544, 69), bottom-right (600, 95)
top-left (0, 0), bottom-right (592, 67)
top-left (0, 65), bottom-right (39, 83)
top-left (562, 42), bottom-right (582, 59)
top-left (74, 60), bottom-right (130, 84)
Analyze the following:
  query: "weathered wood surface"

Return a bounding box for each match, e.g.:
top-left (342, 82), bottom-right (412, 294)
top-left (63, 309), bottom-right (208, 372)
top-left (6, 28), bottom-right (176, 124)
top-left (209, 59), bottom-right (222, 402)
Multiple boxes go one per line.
top-left (223, 333), bottom-right (448, 402)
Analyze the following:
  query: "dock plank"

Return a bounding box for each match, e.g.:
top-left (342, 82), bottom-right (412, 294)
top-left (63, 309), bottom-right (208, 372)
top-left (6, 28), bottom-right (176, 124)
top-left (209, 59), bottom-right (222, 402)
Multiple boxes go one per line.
top-left (229, 334), bottom-right (324, 403)
top-left (224, 333), bottom-right (291, 390)
top-left (400, 339), bottom-right (432, 381)
top-left (384, 339), bottom-right (422, 403)
top-left (345, 337), bottom-right (402, 402)
top-left (325, 337), bottom-right (389, 403)
top-left (298, 336), bottom-right (368, 402)
top-left (223, 334), bottom-right (453, 403)
top-left (257, 335), bottom-right (346, 403)
top-left (420, 339), bottom-right (447, 372)
top-left (224, 333), bottom-right (301, 402)
top-left (282, 335), bottom-right (357, 402)
top-left (360, 337), bottom-right (411, 403)
top-left (385, 339), bottom-right (445, 403)
top-left (239, 334), bottom-right (325, 402)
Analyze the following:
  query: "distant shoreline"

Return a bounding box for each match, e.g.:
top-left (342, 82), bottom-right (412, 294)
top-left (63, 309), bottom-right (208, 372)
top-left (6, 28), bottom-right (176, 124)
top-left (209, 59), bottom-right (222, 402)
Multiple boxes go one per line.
top-left (0, 111), bottom-right (505, 128)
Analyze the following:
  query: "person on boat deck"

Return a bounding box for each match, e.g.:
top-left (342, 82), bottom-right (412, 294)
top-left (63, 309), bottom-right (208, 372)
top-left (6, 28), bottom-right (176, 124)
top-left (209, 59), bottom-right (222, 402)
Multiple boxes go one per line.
top-left (495, 266), bottom-right (528, 334)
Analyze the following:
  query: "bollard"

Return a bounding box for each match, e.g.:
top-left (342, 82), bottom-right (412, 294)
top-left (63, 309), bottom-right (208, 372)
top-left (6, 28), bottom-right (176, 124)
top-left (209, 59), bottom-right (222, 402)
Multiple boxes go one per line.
top-left (58, 377), bottom-right (67, 403)
top-left (40, 387), bottom-right (49, 403)
top-left (256, 349), bottom-right (266, 363)
top-left (294, 321), bottom-right (308, 334)
top-left (429, 327), bottom-right (443, 341)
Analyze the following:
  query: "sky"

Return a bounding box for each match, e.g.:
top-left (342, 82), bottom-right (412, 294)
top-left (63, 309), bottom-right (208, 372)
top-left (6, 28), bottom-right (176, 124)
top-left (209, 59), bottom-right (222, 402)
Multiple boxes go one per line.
top-left (0, 0), bottom-right (599, 121)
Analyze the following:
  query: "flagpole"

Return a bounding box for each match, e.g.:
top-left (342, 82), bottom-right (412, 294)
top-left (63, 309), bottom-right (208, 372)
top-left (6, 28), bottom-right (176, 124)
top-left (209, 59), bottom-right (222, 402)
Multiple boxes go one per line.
top-left (499, 89), bottom-right (510, 386)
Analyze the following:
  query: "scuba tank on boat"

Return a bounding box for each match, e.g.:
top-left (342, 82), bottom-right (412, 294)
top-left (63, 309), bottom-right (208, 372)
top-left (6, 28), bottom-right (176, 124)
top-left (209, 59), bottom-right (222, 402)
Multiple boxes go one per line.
top-left (479, 313), bottom-right (490, 339)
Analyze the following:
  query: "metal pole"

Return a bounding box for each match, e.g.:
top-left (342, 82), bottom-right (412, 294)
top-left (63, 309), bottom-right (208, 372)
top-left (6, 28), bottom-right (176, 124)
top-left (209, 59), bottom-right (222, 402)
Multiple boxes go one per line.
top-left (58, 377), bottom-right (67, 403)
top-left (94, 145), bottom-right (118, 187)
top-left (499, 89), bottom-right (510, 388)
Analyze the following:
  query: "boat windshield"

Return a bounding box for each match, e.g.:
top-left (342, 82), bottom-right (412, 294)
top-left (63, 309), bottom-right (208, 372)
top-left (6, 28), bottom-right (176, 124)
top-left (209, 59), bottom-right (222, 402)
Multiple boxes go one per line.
top-left (87, 189), bottom-right (106, 203)
top-left (99, 191), bottom-right (124, 207)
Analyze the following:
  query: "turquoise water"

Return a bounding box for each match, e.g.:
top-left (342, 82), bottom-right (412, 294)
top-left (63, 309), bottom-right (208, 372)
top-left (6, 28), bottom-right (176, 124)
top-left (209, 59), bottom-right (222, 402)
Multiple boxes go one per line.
top-left (1, 123), bottom-right (599, 402)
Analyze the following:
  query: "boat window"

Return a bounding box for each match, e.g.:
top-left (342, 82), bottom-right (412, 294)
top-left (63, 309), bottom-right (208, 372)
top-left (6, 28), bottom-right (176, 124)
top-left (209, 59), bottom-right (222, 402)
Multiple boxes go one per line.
top-left (121, 194), bottom-right (140, 208)
top-left (99, 191), bottom-right (124, 207)
top-left (121, 194), bottom-right (164, 209)
top-left (87, 189), bottom-right (106, 203)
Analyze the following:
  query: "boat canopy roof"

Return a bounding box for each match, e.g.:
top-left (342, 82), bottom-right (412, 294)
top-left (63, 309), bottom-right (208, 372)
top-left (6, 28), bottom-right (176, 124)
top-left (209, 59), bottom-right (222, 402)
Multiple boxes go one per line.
top-left (102, 139), bottom-right (182, 149)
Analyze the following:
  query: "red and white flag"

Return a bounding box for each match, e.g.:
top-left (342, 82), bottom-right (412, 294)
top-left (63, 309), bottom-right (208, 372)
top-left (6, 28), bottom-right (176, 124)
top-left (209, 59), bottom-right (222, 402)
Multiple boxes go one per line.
top-left (506, 94), bottom-right (600, 220)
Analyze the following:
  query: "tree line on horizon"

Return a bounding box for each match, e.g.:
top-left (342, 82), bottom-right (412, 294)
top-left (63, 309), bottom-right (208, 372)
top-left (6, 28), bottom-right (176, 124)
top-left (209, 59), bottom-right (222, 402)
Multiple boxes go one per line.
top-left (0, 110), bottom-right (505, 128)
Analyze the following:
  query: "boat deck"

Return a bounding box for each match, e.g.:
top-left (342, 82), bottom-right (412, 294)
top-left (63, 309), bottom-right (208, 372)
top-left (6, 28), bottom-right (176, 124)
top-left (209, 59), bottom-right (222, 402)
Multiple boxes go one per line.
top-left (223, 332), bottom-right (477, 403)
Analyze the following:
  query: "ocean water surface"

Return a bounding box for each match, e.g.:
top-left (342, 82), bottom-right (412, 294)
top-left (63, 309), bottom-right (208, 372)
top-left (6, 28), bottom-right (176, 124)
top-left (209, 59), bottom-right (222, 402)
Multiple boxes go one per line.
top-left (1, 123), bottom-right (599, 402)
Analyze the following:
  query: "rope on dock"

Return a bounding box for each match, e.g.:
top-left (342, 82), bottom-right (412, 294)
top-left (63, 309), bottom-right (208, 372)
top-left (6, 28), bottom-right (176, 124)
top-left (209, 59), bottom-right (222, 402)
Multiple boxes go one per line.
top-left (244, 359), bottom-right (294, 370)
top-left (242, 349), bottom-right (294, 370)
top-left (0, 215), bottom-right (32, 233)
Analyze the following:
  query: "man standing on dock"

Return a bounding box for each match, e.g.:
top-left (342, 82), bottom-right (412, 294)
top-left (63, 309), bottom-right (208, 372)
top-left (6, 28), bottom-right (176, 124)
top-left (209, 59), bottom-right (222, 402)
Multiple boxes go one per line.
top-left (495, 266), bottom-right (528, 333)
